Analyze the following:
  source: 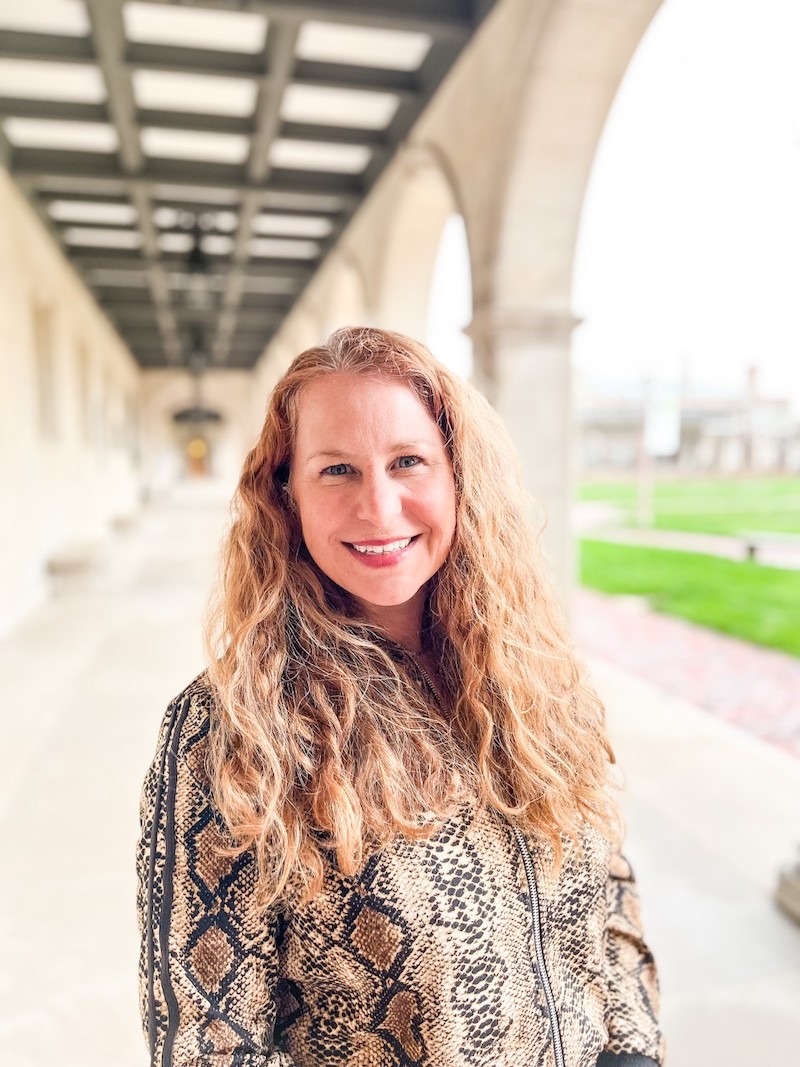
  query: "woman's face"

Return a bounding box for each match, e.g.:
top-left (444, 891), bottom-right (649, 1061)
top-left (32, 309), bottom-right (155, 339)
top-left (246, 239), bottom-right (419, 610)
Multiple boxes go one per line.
top-left (289, 372), bottom-right (456, 646)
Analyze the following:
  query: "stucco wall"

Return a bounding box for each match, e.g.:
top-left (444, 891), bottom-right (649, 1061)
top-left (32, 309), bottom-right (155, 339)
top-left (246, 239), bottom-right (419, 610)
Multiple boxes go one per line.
top-left (0, 170), bottom-right (141, 636)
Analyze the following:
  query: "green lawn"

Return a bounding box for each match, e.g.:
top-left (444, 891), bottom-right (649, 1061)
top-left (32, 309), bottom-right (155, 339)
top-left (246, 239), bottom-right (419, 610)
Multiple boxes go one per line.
top-left (579, 539), bottom-right (800, 657)
top-left (578, 476), bottom-right (800, 536)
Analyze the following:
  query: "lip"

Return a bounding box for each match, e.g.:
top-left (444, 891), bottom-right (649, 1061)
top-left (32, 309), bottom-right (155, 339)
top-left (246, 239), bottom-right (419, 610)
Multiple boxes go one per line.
top-left (344, 534), bottom-right (419, 568)
top-left (349, 537), bottom-right (417, 547)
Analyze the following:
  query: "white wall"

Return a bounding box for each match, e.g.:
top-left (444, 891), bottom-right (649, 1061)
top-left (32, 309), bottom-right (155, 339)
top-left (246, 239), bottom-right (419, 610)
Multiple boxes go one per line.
top-left (0, 170), bottom-right (142, 637)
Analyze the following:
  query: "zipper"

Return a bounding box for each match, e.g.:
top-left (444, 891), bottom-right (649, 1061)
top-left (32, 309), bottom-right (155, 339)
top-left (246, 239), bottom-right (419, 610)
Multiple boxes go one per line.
top-left (411, 657), bottom-right (441, 706)
top-left (395, 645), bottom-right (444, 709)
top-left (510, 823), bottom-right (566, 1067)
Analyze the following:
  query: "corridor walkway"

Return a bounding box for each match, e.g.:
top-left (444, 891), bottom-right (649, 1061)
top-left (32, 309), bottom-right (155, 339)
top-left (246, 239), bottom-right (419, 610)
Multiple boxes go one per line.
top-left (1, 482), bottom-right (798, 1066)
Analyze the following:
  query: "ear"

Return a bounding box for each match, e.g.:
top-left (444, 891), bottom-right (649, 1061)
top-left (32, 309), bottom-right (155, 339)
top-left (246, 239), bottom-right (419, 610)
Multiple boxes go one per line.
top-left (281, 480), bottom-right (298, 513)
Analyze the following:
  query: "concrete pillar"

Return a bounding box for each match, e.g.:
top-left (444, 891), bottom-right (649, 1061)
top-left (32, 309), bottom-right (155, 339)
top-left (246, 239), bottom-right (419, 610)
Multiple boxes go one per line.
top-left (469, 303), bottom-right (579, 604)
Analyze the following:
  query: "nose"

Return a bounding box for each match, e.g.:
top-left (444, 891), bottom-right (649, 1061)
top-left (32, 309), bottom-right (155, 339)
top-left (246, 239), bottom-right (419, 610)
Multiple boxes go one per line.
top-left (355, 469), bottom-right (403, 528)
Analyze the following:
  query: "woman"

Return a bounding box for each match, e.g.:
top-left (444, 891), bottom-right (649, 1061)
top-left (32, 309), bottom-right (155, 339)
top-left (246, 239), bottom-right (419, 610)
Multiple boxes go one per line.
top-left (137, 326), bottom-right (664, 1067)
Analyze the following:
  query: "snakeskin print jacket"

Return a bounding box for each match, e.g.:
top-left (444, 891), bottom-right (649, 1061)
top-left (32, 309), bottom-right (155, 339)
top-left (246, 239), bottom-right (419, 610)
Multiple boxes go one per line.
top-left (137, 674), bottom-right (665, 1067)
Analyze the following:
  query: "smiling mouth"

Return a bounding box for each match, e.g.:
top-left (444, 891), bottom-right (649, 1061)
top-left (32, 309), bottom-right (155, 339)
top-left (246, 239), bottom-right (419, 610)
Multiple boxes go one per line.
top-left (347, 536), bottom-right (418, 556)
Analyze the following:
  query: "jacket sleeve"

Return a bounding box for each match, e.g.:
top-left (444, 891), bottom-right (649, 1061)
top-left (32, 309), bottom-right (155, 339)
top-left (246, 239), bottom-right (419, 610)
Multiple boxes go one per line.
top-left (601, 851), bottom-right (665, 1066)
top-left (136, 681), bottom-right (295, 1066)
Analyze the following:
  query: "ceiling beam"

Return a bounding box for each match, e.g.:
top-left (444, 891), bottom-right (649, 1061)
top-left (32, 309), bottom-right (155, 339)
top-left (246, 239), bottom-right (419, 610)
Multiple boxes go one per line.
top-left (85, 0), bottom-right (182, 363)
top-left (0, 125), bottom-right (10, 168)
top-left (363, 37), bottom-right (460, 190)
top-left (0, 30), bottom-right (92, 63)
top-left (278, 120), bottom-right (388, 147)
top-left (0, 2), bottom-right (495, 370)
top-left (213, 16), bottom-right (300, 364)
top-left (106, 306), bottom-right (284, 327)
top-left (138, 107), bottom-right (253, 135)
top-left (70, 250), bottom-right (315, 278)
top-left (124, 41), bottom-right (420, 96)
top-left (0, 96), bottom-right (392, 148)
top-left (12, 148), bottom-right (365, 198)
top-left (291, 59), bottom-right (417, 95)
top-left (126, 40), bottom-right (264, 78)
top-left (0, 96), bottom-right (108, 123)
top-left (136, 349), bottom-right (265, 370)
top-left (127, 0), bottom-right (474, 39)
top-left (29, 189), bottom-right (133, 206)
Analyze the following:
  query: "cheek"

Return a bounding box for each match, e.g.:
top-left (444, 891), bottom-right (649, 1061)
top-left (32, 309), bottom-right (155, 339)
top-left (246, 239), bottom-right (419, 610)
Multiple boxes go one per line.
top-left (296, 492), bottom-right (345, 546)
top-left (421, 481), bottom-right (456, 545)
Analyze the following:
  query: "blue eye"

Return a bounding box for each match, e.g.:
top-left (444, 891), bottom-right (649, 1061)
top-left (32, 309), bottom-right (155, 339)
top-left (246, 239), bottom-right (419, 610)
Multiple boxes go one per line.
top-left (396, 455), bottom-right (421, 469)
top-left (322, 463), bottom-right (350, 476)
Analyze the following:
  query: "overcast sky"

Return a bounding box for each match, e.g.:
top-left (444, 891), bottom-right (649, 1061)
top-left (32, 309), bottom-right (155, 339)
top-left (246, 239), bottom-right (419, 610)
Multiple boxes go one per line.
top-left (572, 0), bottom-right (800, 413)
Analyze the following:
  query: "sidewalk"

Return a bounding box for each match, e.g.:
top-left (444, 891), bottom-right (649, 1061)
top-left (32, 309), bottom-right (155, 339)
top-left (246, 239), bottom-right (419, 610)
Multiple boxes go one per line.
top-left (575, 588), bottom-right (800, 758)
top-left (592, 659), bottom-right (800, 1067)
top-left (0, 482), bottom-right (798, 1067)
top-left (580, 522), bottom-right (800, 570)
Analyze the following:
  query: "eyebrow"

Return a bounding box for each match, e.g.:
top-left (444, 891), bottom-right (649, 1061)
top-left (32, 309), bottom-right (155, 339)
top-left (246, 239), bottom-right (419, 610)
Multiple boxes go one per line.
top-left (305, 440), bottom-right (437, 462)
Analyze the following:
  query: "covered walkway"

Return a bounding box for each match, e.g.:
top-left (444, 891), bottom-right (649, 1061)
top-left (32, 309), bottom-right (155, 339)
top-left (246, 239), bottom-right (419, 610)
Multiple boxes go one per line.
top-left (1, 483), bottom-right (798, 1067)
top-left (3, 4), bottom-right (799, 1065)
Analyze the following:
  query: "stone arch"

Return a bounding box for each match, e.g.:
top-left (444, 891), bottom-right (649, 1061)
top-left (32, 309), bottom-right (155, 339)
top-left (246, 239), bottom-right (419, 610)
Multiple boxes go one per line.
top-left (318, 252), bottom-right (370, 336)
top-left (475, 0), bottom-right (664, 594)
top-left (493, 2), bottom-right (664, 318)
top-left (376, 147), bottom-right (468, 340)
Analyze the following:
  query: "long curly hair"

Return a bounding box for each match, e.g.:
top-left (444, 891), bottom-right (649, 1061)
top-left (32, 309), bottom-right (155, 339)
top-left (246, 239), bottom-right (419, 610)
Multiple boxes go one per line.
top-left (205, 326), bottom-right (618, 906)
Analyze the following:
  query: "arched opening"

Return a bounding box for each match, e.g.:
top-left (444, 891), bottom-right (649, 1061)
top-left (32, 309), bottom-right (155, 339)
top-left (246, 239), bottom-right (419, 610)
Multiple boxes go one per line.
top-left (377, 156), bottom-right (462, 340)
top-left (320, 255), bottom-right (370, 336)
top-left (573, 0), bottom-right (800, 476)
top-left (485, 1), bottom-right (662, 592)
top-left (139, 370), bottom-right (257, 495)
top-left (425, 213), bottom-right (473, 379)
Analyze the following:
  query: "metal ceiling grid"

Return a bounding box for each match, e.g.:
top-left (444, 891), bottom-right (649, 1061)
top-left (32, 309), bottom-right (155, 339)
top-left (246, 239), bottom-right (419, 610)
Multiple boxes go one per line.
top-left (0, 0), bottom-right (494, 371)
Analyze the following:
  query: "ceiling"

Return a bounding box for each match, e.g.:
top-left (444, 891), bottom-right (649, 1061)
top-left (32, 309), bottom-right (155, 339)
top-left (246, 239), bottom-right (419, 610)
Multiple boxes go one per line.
top-left (0, 0), bottom-right (494, 370)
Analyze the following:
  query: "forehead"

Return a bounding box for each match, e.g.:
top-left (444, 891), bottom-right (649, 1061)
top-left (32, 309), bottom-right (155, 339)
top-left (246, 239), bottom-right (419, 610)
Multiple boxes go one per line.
top-left (292, 372), bottom-right (440, 452)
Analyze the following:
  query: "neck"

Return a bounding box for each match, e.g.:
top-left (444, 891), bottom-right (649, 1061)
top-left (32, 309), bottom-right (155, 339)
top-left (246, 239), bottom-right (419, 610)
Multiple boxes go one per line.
top-left (357, 589), bottom-right (426, 652)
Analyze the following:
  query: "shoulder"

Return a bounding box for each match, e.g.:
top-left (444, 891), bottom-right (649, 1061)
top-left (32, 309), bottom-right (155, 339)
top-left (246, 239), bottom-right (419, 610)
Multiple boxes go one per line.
top-left (154, 672), bottom-right (219, 787)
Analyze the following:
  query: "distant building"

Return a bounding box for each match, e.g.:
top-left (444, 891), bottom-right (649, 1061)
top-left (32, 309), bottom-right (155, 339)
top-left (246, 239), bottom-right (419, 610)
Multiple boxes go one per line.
top-left (578, 368), bottom-right (800, 473)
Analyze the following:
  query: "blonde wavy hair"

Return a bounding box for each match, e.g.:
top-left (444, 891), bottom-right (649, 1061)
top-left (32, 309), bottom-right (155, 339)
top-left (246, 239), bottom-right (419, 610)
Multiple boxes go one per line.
top-left (205, 326), bottom-right (618, 906)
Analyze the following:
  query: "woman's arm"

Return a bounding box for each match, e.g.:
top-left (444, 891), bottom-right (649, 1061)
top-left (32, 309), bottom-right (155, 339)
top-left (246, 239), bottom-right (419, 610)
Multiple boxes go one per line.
top-left (600, 851), bottom-right (665, 1066)
top-left (137, 681), bottom-right (295, 1066)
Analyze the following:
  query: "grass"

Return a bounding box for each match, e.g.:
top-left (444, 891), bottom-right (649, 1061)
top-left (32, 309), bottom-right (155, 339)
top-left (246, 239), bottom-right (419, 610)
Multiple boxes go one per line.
top-left (578, 476), bottom-right (800, 536)
top-left (579, 539), bottom-right (800, 657)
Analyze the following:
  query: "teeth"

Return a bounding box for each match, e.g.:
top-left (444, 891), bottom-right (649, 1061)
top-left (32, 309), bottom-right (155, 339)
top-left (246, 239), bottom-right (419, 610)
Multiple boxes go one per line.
top-left (352, 537), bottom-right (412, 555)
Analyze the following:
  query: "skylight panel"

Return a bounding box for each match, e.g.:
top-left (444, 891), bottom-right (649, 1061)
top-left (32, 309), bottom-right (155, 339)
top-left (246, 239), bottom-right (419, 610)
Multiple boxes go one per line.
top-left (124, 3), bottom-right (268, 53)
top-left (252, 214), bottom-right (333, 239)
top-left (153, 207), bottom-right (238, 232)
top-left (202, 235), bottom-right (234, 256)
top-left (269, 140), bottom-right (370, 173)
top-left (0, 0), bottom-right (88, 35)
top-left (48, 201), bottom-right (138, 226)
top-left (141, 128), bottom-right (249, 164)
top-left (281, 85), bottom-right (398, 130)
top-left (133, 71), bottom-right (257, 117)
top-left (3, 119), bottom-right (118, 152)
top-left (0, 61), bottom-right (105, 103)
top-left (249, 238), bottom-right (319, 259)
top-left (63, 228), bottom-right (143, 249)
top-left (157, 232), bottom-right (193, 254)
top-left (296, 22), bottom-right (431, 70)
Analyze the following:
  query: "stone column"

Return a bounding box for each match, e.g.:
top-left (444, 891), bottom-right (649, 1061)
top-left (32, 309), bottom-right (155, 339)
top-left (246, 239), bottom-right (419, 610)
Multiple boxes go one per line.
top-left (468, 304), bottom-right (580, 611)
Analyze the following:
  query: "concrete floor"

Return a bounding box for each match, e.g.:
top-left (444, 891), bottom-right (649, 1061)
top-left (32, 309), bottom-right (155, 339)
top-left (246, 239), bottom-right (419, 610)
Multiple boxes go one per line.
top-left (1, 481), bottom-right (798, 1066)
